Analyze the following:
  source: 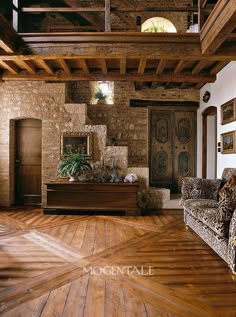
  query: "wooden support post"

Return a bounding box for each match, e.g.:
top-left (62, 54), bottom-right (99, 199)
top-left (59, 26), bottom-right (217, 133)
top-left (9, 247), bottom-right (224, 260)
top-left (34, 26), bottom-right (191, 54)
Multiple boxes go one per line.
top-left (105, 0), bottom-right (111, 32)
top-left (12, 0), bottom-right (20, 32)
top-left (198, 0), bottom-right (204, 31)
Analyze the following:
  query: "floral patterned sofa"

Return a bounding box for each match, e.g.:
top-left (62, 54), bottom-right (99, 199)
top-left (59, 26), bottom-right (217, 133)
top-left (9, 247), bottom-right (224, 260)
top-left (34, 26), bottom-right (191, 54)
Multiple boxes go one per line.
top-left (181, 168), bottom-right (236, 274)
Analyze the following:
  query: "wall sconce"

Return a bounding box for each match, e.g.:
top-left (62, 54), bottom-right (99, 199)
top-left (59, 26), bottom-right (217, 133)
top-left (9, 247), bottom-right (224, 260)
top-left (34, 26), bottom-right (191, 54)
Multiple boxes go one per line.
top-left (203, 91), bottom-right (211, 103)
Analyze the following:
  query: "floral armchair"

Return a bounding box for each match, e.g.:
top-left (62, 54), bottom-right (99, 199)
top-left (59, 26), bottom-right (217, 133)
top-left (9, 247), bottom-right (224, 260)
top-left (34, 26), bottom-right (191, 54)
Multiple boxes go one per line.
top-left (181, 168), bottom-right (236, 274)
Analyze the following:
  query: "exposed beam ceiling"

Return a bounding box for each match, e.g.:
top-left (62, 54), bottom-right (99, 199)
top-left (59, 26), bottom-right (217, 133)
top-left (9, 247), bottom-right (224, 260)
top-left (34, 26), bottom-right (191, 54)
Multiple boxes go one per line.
top-left (0, 0), bottom-right (235, 90)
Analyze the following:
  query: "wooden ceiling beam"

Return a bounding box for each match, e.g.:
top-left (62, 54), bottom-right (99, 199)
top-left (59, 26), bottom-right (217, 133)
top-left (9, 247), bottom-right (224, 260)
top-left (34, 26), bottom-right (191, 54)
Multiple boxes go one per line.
top-left (100, 60), bottom-right (107, 74)
top-left (15, 60), bottom-right (36, 74)
top-left (111, 6), bottom-right (198, 12)
top-left (80, 59), bottom-right (90, 74)
top-left (174, 60), bottom-right (186, 74)
top-left (21, 7), bottom-right (105, 13)
top-left (58, 59), bottom-right (71, 74)
top-left (0, 53), bottom-right (233, 63)
top-left (135, 58), bottom-right (146, 90)
top-left (210, 61), bottom-right (229, 75)
top-left (1, 71), bottom-right (216, 83)
top-left (48, 26), bottom-right (98, 32)
top-left (201, 0), bottom-right (236, 54)
top-left (156, 60), bottom-right (166, 75)
top-left (195, 82), bottom-right (205, 89)
top-left (21, 6), bottom-right (198, 13)
top-left (21, 33), bottom-right (200, 44)
top-left (192, 60), bottom-right (209, 74)
top-left (138, 58), bottom-right (147, 74)
top-left (120, 58), bottom-right (126, 74)
top-left (0, 60), bottom-right (19, 74)
top-left (36, 59), bottom-right (54, 75)
top-left (63, 0), bottom-right (104, 32)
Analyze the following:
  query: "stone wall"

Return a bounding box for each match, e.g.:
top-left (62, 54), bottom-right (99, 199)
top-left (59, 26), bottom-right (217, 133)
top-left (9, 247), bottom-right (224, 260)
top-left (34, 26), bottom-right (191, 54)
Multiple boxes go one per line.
top-left (0, 80), bottom-right (199, 207)
top-left (0, 81), bottom-right (111, 206)
top-left (68, 81), bottom-right (199, 167)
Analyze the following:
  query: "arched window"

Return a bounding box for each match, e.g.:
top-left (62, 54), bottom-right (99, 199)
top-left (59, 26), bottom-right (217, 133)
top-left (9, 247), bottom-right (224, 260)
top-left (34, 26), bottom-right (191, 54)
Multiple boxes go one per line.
top-left (141, 17), bottom-right (177, 33)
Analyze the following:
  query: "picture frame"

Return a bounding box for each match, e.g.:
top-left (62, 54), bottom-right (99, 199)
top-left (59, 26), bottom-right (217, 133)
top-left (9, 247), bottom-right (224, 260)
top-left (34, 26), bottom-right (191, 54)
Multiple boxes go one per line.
top-left (221, 130), bottom-right (236, 154)
top-left (61, 132), bottom-right (93, 157)
top-left (221, 98), bottom-right (236, 125)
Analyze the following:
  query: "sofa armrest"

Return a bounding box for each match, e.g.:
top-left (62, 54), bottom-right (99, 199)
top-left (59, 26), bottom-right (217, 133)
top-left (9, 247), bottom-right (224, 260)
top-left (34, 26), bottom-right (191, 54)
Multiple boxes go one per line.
top-left (181, 177), bottom-right (221, 203)
top-left (228, 209), bottom-right (236, 274)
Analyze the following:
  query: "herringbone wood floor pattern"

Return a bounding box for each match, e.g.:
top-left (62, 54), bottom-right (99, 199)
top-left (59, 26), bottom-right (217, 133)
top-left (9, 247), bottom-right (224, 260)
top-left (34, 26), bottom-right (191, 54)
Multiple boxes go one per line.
top-left (0, 208), bottom-right (236, 317)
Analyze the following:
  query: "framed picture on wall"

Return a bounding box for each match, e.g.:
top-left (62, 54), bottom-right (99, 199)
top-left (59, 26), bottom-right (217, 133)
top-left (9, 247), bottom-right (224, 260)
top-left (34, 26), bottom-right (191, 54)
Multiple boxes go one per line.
top-left (221, 98), bottom-right (236, 125)
top-left (61, 132), bottom-right (93, 157)
top-left (221, 130), bottom-right (236, 154)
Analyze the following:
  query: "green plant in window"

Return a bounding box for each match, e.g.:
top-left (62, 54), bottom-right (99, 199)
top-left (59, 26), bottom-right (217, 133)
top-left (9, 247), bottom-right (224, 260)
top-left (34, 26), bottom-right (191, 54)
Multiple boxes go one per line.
top-left (94, 88), bottom-right (107, 100)
top-left (143, 22), bottom-right (167, 33)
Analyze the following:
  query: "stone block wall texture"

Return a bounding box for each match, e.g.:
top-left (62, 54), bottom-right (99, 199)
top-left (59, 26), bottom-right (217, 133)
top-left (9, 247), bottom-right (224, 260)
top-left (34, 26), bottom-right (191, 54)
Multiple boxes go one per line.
top-left (68, 81), bottom-right (199, 167)
top-left (0, 81), bottom-right (109, 206)
top-left (0, 79), bottom-right (199, 207)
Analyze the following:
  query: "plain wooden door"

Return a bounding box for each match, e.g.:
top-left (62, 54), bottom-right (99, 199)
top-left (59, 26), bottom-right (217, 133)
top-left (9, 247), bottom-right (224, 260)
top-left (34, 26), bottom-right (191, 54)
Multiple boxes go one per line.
top-left (15, 119), bottom-right (42, 204)
top-left (150, 110), bottom-right (196, 192)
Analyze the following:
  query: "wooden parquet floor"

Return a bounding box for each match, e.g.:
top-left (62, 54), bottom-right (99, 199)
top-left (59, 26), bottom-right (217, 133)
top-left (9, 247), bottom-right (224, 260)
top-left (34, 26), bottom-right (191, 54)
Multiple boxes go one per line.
top-left (0, 208), bottom-right (236, 317)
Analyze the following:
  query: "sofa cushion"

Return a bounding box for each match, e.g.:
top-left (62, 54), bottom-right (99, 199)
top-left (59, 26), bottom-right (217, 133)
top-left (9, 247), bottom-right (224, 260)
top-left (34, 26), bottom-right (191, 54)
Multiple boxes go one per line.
top-left (183, 198), bottom-right (219, 209)
top-left (218, 186), bottom-right (236, 221)
top-left (217, 178), bottom-right (228, 201)
top-left (182, 177), bottom-right (221, 201)
top-left (184, 200), bottom-right (230, 237)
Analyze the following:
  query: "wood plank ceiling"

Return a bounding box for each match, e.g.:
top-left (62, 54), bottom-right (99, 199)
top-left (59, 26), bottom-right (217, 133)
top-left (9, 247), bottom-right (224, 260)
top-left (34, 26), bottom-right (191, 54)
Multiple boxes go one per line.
top-left (0, 0), bottom-right (235, 90)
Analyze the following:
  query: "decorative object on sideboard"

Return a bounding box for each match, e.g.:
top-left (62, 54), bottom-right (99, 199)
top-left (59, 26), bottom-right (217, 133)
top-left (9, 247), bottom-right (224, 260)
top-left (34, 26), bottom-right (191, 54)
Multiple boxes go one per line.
top-left (221, 98), bottom-right (236, 125)
top-left (110, 157), bottom-right (122, 182)
top-left (124, 173), bottom-right (138, 183)
top-left (85, 161), bottom-right (111, 182)
top-left (57, 150), bottom-right (91, 182)
top-left (203, 91), bottom-right (211, 103)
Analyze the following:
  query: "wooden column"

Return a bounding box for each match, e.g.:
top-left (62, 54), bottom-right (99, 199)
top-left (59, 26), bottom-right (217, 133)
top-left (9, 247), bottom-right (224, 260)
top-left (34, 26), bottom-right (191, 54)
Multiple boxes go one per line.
top-left (198, 0), bottom-right (204, 31)
top-left (12, 0), bottom-right (20, 32)
top-left (105, 0), bottom-right (111, 32)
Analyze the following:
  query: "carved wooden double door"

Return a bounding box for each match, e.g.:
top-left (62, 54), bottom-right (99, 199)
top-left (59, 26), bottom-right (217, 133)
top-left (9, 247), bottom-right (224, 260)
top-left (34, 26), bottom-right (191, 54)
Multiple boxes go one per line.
top-left (150, 109), bottom-right (196, 191)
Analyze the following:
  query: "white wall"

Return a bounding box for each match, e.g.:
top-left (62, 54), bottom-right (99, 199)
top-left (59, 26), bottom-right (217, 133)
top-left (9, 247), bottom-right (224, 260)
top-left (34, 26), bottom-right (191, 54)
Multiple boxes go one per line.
top-left (198, 62), bottom-right (236, 178)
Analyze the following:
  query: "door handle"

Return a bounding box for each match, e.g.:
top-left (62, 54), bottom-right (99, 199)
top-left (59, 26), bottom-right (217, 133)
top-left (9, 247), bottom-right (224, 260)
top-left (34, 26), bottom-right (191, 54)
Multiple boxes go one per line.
top-left (15, 159), bottom-right (21, 165)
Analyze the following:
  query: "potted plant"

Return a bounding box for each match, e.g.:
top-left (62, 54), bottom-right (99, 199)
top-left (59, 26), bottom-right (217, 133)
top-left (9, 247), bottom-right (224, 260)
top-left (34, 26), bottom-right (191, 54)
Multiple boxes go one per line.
top-left (57, 151), bottom-right (92, 182)
top-left (94, 88), bottom-right (107, 103)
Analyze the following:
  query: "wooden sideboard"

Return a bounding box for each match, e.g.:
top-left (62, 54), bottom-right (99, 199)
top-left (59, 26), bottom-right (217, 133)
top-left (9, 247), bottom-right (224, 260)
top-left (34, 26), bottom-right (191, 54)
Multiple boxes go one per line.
top-left (44, 181), bottom-right (140, 216)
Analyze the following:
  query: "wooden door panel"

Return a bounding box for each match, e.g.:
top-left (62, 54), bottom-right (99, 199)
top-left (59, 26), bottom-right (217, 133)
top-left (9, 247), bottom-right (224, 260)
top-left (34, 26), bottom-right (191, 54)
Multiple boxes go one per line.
top-left (174, 112), bottom-right (196, 186)
top-left (150, 111), bottom-right (173, 187)
top-left (150, 109), bottom-right (196, 191)
top-left (15, 119), bottom-right (42, 205)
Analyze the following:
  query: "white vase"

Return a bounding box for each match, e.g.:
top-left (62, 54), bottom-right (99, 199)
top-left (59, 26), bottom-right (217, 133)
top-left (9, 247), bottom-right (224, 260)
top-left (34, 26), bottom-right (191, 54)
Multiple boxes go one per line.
top-left (68, 175), bottom-right (78, 182)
